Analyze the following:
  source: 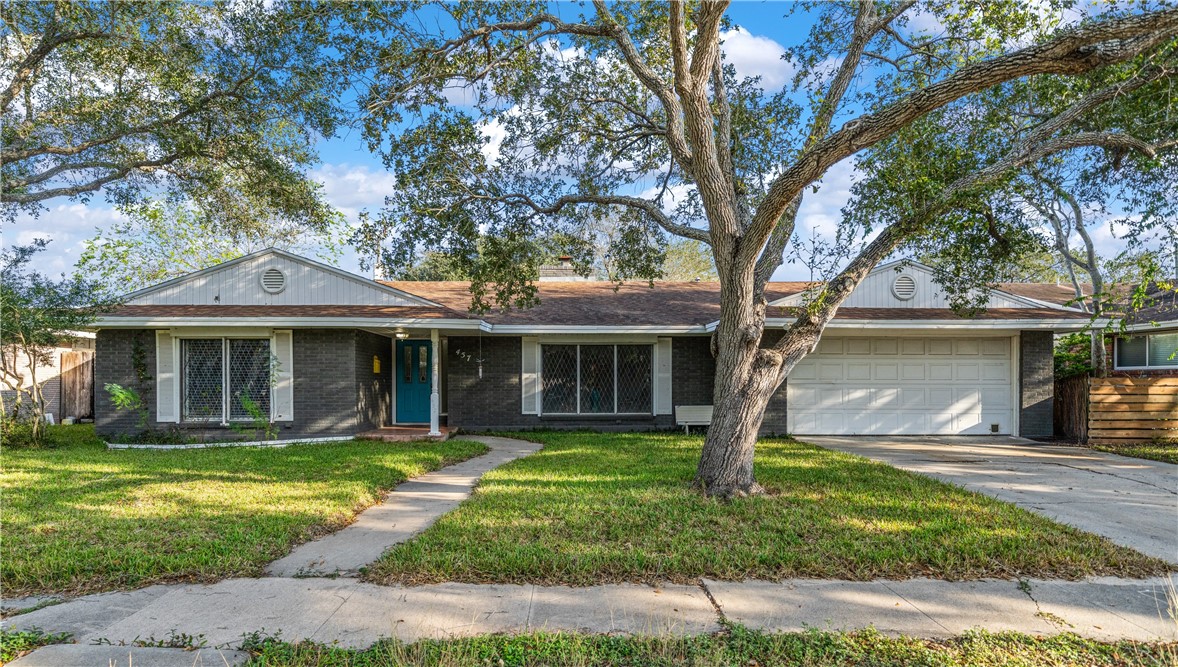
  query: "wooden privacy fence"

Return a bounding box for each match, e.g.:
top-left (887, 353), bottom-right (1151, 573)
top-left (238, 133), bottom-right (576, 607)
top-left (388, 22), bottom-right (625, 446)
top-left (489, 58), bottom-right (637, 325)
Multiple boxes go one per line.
top-left (60, 349), bottom-right (94, 420)
top-left (1053, 375), bottom-right (1089, 443)
top-left (1088, 377), bottom-right (1178, 445)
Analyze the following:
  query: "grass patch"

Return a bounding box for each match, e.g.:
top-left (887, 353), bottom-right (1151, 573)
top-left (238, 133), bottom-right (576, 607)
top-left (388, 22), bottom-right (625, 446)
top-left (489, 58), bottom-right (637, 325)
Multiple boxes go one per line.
top-left (1091, 443), bottom-right (1178, 465)
top-left (367, 432), bottom-right (1167, 585)
top-left (240, 627), bottom-right (1175, 666)
top-left (0, 628), bottom-right (72, 664)
top-left (1, 425), bottom-right (487, 596)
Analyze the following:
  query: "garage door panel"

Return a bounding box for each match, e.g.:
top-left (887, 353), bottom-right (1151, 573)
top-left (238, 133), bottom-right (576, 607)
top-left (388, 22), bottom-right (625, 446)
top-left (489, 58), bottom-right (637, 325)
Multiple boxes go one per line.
top-left (847, 362), bottom-right (872, 380)
top-left (900, 388), bottom-right (926, 408)
top-left (982, 339), bottom-right (1008, 356)
top-left (791, 361), bottom-right (816, 380)
top-left (788, 336), bottom-right (1012, 435)
top-left (955, 340), bottom-right (981, 355)
top-left (900, 362), bottom-right (926, 380)
top-left (817, 338), bottom-right (844, 354)
top-left (928, 340), bottom-right (953, 355)
top-left (819, 362), bottom-right (844, 381)
top-left (981, 362), bottom-right (1008, 381)
top-left (981, 387), bottom-right (1010, 408)
top-left (956, 363), bottom-right (980, 380)
top-left (846, 338), bottom-right (871, 355)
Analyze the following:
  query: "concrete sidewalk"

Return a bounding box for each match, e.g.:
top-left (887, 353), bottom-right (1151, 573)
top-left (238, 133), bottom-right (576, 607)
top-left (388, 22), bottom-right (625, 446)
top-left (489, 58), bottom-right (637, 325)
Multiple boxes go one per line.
top-left (807, 436), bottom-right (1178, 564)
top-left (267, 436), bottom-right (541, 576)
top-left (6, 576), bottom-right (1174, 649)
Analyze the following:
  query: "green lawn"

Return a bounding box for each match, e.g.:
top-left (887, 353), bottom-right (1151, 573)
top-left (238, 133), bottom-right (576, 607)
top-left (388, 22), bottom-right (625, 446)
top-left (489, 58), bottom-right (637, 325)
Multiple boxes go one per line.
top-left (366, 432), bottom-right (1167, 585)
top-left (1092, 443), bottom-right (1178, 465)
top-left (241, 628), bottom-right (1175, 667)
top-left (1, 425), bottom-right (487, 596)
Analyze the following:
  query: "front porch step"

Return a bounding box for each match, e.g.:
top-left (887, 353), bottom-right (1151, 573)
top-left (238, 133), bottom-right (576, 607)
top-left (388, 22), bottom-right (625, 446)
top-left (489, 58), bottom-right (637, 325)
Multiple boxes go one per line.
top-left (355, 426), bottom-right (455, 442)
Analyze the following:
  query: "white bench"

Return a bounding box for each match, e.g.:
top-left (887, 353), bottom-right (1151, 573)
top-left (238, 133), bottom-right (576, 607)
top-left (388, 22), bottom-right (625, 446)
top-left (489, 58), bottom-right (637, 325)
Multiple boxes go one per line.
top-left (675, 405), bottom-right (713, 434)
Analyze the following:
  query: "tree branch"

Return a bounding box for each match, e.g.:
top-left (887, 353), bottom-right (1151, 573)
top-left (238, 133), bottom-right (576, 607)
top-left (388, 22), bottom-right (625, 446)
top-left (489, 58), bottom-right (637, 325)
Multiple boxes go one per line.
top-left (510, 191), bottom-right (711, 244)
top-left (775, 128), bottom-right (1156, 355)
top-left (744, 7), bottom-right (1178, 268)
top-left (592, 0), bottom-right (694, 170)
top-left (1, 154), bottom-right (187, 204)
top-left (1, 6), bottom-right (112, 114)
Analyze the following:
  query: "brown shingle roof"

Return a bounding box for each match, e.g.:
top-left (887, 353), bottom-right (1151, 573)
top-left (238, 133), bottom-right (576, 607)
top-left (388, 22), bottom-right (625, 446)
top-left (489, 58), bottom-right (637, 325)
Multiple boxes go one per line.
top-left (380, 281), bottom-right (810, 326)
top-left (998, 283), bottom-right (1091, 306)
top-left (101, 282), bottom-right (1089, 326)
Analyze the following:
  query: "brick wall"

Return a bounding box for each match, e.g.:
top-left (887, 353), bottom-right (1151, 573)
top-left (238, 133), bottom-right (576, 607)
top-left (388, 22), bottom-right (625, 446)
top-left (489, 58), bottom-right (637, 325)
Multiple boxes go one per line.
top-left (1019, 330), bottom-right (1055, 437)
top-left (291, 329), bottom-right (360, 436)
top-left (446, 334), bottom-right (788, 434)
top-left (96, 328), bottom-right (370, 440)
top-left (95, 330), bottom-right (158, 435)
top-left (355, 330), bottom-right (392, 429)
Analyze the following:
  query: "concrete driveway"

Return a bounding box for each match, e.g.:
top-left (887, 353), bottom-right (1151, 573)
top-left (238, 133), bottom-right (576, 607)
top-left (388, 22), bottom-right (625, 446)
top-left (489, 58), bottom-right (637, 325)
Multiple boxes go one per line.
top-left (806, 436), bottom-right (1178, 565)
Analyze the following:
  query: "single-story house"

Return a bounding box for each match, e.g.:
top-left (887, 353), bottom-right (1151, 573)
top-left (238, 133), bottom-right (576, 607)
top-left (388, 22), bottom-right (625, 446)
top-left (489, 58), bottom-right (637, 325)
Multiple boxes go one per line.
top-left (92, 248), bottom-right (1097, 440)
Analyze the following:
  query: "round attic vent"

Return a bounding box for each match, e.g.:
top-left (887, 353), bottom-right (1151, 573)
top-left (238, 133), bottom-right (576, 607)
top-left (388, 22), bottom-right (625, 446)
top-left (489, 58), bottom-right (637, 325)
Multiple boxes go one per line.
top-left (892, 274), bottom-right (917, 301)
top-left (260, 267), bottom-right (286, 294)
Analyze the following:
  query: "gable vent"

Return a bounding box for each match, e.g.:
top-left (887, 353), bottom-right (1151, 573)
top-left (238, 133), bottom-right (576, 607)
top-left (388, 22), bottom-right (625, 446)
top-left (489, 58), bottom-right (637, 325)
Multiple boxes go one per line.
top-left (892, 274), bottom-right (917, 301)
top-left (260, 267), bottom-right (286, 294)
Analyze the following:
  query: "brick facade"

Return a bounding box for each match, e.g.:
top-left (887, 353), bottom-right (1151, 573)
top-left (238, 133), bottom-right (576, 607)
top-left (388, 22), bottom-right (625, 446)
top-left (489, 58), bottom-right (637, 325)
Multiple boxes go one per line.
top-left (95, 330), bottom-right (158, 435)
top-left (1019, 330), bottom-right (1055, 438)
top-left (96, 329), bottom-right (380, 440)
top-left (355, 330), bottom-right (392, 429)
top-left (446, 335), bottom-right (788, 434)
top-left (96, 328), bottom-right (1049, 439)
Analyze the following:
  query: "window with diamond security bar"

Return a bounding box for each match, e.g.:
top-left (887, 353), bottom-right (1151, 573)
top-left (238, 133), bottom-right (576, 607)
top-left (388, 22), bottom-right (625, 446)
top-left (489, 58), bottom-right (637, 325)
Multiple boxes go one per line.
top-left (182, 338), bottom-right (272, 423)
top-left (540, 344), bottom-right (652, 414)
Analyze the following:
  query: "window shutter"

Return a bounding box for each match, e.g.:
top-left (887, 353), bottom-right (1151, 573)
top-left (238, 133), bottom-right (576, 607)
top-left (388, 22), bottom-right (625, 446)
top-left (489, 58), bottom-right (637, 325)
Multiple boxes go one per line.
top-left (272, 330), bottom-right (294, 422)
top-left (521, 337), bottom-right (540, 415)
top-left (654, 337), bottom-right (673, 415)
top-left (155, 331), bottom-right (178, 423)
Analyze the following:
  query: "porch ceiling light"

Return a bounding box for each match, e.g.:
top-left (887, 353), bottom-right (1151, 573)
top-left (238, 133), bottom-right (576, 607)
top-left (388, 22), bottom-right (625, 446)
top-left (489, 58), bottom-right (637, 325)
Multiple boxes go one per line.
top-left (394, 328), bottom-right (409, 339)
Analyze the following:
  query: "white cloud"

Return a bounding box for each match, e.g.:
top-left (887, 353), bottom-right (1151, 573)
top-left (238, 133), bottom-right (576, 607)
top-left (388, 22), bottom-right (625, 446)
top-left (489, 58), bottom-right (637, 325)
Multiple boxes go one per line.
top-left (311, 162), bottom-right (398, 214)
top-left (4, 203), bottom-right (128, 275)
top-left (637, 182), bottom-right (696, 215)
top-left (479, 117), bottom-right (508, 164)
top-left (720, 28), bottom-right (793, 91)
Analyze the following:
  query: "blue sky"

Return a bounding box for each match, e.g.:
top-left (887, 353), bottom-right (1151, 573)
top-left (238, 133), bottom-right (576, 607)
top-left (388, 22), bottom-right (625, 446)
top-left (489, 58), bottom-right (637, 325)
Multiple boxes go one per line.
top-left (5, 2), bottom-right (1130, 281)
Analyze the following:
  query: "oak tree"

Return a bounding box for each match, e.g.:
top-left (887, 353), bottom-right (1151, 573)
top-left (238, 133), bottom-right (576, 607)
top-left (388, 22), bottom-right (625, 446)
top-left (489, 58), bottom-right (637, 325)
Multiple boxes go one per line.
top-left (0, 0), bottom-right (343, 231)
top-left (348, 0), bottom-right (1175, 495)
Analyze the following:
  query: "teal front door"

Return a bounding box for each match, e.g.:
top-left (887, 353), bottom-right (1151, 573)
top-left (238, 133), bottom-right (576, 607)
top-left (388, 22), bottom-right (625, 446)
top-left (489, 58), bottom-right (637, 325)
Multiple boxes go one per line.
top-left (396, 340), bottom-right (432, 423)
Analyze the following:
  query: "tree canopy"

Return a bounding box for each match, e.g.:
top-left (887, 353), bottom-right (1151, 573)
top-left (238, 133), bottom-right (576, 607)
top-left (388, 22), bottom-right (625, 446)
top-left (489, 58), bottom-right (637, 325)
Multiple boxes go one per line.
top-left (0, 0), bottom-right (344, 232)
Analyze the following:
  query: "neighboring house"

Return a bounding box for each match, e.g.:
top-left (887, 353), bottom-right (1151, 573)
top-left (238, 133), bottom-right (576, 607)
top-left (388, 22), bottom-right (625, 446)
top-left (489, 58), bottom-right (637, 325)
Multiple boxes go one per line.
top-left (1110, 282), bottom-right (1178, 376)
top-left (1, 333), bottom-right (97, 421)
top-left (92, 249), bottom-right (1094, 440)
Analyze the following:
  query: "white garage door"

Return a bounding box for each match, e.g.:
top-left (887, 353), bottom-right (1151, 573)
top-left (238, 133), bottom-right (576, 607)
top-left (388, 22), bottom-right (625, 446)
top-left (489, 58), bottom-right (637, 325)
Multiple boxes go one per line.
top-left (786, 336), bottom-right (1014, 435)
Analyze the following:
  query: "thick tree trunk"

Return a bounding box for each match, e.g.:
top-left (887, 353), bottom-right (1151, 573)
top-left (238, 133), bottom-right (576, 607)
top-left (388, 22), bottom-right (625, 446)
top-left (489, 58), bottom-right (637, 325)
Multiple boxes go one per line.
top-left (695, 345), bottom-right (777, 497)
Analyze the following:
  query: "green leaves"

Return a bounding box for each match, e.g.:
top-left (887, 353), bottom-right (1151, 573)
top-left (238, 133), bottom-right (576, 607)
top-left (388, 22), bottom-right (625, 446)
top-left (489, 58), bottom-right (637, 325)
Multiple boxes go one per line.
top-left (0, 0), bottom-right (344, 231)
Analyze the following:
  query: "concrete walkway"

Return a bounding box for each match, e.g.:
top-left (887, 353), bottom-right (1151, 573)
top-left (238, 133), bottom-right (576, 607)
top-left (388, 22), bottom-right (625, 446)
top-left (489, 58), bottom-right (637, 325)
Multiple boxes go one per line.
top-left (807, 436), bottom-right (1178, 564)
top-left (7, 576), bottom-right (1174, 649)
top-left (267, 436), bottom-right (541, 576)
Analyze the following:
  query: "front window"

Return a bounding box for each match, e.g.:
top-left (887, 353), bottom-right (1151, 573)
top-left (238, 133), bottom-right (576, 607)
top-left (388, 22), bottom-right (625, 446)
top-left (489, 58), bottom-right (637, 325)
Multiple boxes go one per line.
top-left (182, 338), bottom-right (272, 422)
top-left (1116, 333), bottom-right (1178, 369)
top-left (540, 344), bottom-right (652, 414)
